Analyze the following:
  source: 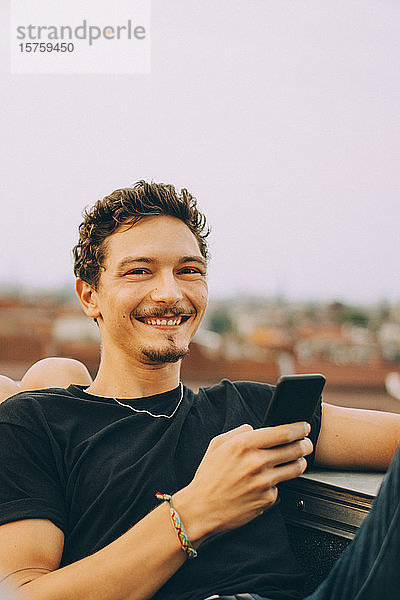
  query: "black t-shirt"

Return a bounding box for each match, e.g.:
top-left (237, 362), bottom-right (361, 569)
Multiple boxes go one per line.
top-left (0, 380), bottom-right (321, 600)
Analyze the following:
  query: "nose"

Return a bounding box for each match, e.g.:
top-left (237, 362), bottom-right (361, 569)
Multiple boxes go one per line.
top-left (149, 272), bottom-right (184, 304)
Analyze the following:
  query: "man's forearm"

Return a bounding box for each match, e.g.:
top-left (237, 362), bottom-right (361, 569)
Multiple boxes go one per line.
top-left (17, 502), bottom-right (189, 600)
top-left (315, 403), bottom-right (400, 470)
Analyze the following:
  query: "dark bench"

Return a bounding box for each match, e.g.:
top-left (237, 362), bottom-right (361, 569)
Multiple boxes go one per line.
top-left (279, 470), bottom-right (384, 595)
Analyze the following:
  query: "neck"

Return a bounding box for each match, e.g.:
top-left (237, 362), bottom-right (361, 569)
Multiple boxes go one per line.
top-left (85, 352), bottom-right (182, 399)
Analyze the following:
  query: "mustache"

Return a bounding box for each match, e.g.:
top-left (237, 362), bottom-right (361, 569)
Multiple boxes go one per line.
top-left (131, 306), bottom-right (196, 319)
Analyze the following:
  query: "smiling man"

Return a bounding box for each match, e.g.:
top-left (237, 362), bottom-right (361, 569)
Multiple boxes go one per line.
top-left (0, 181), bottom-right (399, 600)
top-left (76, 212), bottom-right (208, 398)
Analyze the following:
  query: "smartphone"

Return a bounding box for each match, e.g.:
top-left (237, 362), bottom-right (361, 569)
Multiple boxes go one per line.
top-left (263, 374), bottom-right (326, 427)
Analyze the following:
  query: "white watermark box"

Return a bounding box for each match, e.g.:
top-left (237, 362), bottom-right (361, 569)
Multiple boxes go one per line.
top-left (10, 0), bottom-right (151, 74)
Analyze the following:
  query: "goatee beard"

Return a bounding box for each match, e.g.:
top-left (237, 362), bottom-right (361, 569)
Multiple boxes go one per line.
top-left (141, 346), bottom-right (189, 364)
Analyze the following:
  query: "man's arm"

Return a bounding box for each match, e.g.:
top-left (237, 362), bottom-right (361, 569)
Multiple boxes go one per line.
top-left (315, 402), bottom-right (400, 470)
top-left (0, 505), bottom-right (189, 600)
top-left (0, 422), bottom-right (312, 600)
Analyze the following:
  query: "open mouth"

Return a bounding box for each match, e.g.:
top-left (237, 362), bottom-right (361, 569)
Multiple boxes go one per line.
top-left (135, 315), bottom-right (192, 327)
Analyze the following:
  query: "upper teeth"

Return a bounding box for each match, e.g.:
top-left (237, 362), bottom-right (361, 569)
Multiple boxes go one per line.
top-left (143, 317), bottom-right (182, 326)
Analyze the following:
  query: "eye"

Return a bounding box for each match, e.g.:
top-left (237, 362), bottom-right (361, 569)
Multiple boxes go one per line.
top-left (124, 268), bottom-right (152, 276)
top-left (178, 267), bottom-right (206, 276)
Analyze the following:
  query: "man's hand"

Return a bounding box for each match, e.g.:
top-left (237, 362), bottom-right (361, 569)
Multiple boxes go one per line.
top-left (174, 422), bottom-right (313, 542)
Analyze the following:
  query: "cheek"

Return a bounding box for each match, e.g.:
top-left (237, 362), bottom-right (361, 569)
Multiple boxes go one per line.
top-left (201, 280), bottom-right (209, 300)
top-left (112, 287), bottom-right (144, 311)
top-left (196, 285), bottom-right (208, 313)
top-left (103, 299), bottom-right (131, 324)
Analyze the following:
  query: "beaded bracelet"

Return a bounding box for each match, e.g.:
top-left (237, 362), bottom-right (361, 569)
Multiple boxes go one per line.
top-left (155, 492), bottom-right (198, 559)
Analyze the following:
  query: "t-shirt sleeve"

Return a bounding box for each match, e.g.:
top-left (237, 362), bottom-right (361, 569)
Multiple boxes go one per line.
top-left (232, 380), bottom-right (322, 468)
top-left (0, 401), bottom-right (67, 532)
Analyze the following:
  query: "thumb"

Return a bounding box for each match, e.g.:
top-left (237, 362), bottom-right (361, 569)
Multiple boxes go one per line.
top-left (209, 423), bottom-right (254, 450)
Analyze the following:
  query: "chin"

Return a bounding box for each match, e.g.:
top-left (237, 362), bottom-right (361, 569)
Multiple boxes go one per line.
top-left (140, 346), bottom-right (189, 364)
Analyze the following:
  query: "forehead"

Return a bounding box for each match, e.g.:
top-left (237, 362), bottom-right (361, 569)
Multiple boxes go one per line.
top-left (103, 215), bottom-right (203, 266)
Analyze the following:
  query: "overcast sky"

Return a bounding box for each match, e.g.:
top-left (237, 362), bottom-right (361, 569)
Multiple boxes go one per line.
top-left (1, 1), bottom-right (399, 304)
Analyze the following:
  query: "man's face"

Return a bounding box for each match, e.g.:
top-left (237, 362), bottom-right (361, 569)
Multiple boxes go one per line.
top-left (90, 215), bottom-right (208, 365)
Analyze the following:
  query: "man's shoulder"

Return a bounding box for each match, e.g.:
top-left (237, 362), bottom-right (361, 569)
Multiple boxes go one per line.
top-left (194, 379), bottom-right (275, 424)
top-left (197, 378), bottom-right (275, 398)
top-left (0, 386), bottom-right (78, 425)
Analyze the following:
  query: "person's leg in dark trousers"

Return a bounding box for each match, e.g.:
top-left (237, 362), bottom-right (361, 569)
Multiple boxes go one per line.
top-left (305, 445), bottom-right (400, 600)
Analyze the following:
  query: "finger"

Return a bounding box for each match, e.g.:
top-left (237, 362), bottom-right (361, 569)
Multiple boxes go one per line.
top-left (258, 485), bottom-right (279, 514)
top-left (270, 457), bottom-right (308, 486)
top-left (244, 421), bottom-right (311, 450)
top-left (266, 437), bottom-right (313, 468)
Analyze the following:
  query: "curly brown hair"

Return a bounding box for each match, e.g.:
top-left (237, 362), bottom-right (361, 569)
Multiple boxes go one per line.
top-left (73, 180), bottom-right (210, 288)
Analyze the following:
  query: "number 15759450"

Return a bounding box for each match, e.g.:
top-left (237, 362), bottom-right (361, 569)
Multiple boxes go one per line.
top-left (19, 42), bottom-right (74, 52)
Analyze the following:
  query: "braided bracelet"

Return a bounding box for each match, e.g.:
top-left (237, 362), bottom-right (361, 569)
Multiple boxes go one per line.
top-left (155, 492), bottom-right (198, 559)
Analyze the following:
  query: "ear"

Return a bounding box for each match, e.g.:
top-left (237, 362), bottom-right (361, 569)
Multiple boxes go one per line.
top-left (75, 278), bottom-right (101, 319)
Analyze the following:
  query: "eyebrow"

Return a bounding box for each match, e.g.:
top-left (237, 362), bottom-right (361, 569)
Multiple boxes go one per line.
top-left (115, 255), bottom-right (207, 271)
top-left (180, 256), bottom-right (208, 267)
